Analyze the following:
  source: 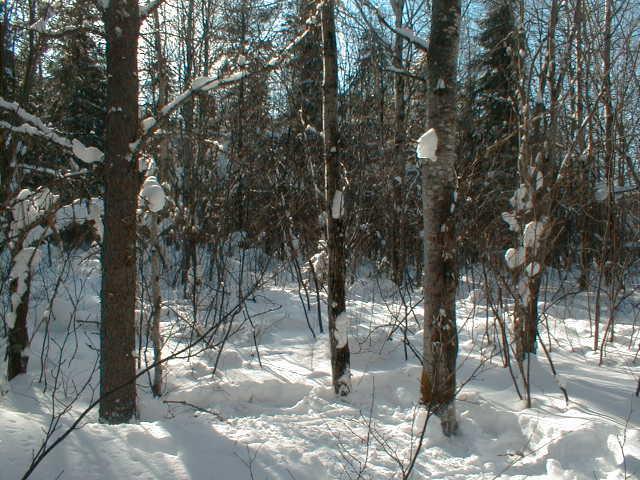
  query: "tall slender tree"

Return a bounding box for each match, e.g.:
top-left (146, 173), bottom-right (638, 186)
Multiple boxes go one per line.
top-left (420, 0), bottom-right (461, 435)
top-left (390, 0), bottom-right (408, 286)
top-left (99, 0), bottom-right (140, 424)
top-left (3, 0), bottom-right (49, 380)
top-left (322, 0), bottom-right (350, 396)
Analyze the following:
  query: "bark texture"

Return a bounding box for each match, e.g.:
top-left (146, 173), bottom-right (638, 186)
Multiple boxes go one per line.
top-left (391, 0), bottom-right (407, 286)
top-left (99, 0), bottom-right (140, 424)
top-left (420, 0), bottom-right (460, 436)
top-left (7, 268), bottom-right (31, 380)
top-left (321, 0), bottom-right (350, 396)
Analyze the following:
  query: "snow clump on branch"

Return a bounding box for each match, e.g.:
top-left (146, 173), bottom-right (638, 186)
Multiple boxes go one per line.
top-left (139, 176), bottom-right (166, 213)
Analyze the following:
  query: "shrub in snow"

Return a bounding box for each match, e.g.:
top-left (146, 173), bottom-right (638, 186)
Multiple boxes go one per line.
top-left (10, 188), bottom-right (59, 242)
top-left (55, 198), bottom-right (103, 250)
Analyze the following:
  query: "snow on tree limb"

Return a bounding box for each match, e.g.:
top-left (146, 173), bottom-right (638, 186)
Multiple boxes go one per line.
top-left (133, 17), bottom-right (317, 156)
top-left (10, 188), bottom-right (59, 243)
top-left (6, 188), bottom-right (63, 329)
top-left (360, 0), bottom-right (429, 51)
top-left (71, 139), bottom-right (103, 164)
top-left (7, 247), bottom-right (40, 329)
top-left (266, 28), bottom-right (312, 67)
top-left (396, 27), bottom-right (429, 50)
top-left (0, 120), bottom-right (72, 150)
top-left (139, 0), bottom-right (165, 21)
top-left (384, 65), bottom-right (426, 81)
top-left (0, 97), bottom-right (103, 165)
top-left (139, 176), bottom-right (166, 213)
top-left (0, 97), bottom-right (68, 143)
top-left (131, 70), bottom-right (248, 155)
top-left (17, 164), bottom-right (61, 178)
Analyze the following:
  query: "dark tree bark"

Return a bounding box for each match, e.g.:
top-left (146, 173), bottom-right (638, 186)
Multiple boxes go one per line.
top-left (573, 0), bottom-right (591, 291)
top-left (298, 0), bottom-right (323, 131)
top-left (321, 0), bottom-right (350, 396)
top-left (420, 0), bottom-right (461, 436)
top-left (7, 251), bottom-right (31, 380)
top-left (99, 0), bottom-right (140, 424)
top-left (178, 0), bottom-right (196, 295)
top-left (390, 0), bottom-right (407, 286)
top-left (2, 1), bottom-right (47, 381)
top-left (511, 0), bottom-right (558, 362)
top-left (0, 1), bottom-right (9, 99)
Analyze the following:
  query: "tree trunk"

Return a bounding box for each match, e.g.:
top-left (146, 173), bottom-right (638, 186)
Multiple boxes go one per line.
top-left (2, 1), bottom-right (45, 380)
top-left (179, 0), bottom-right (196, 296)
top-left (574, 0), bottom-right (591, 291)
top-left (0, 2), bottom-right (7, 98)
top-left (153, 7), bottom-right (171, 181)
top-left (391, 0), bottom-right (407, 286)
top-left (99, 0), bottom-right (140, 424)
top-left (420, 0), bottom-right (460, 436)
top-left (321, 0), bottom-right (350, 396)
top-left (150, 7), bottom-right (168, 398)
top-left (7, 257), bottom-right (31, 380)
top-left (602, 0), bottom-right (618, 289)
top-left (150, 215), bottom-right (163, 397)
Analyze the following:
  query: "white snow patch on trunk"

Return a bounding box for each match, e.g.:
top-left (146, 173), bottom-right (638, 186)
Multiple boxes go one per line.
top-left (518, 277), bottom-right (531, 304)
top-left (523, 220), bottom-right (545, 251)
top-left (142, 117), bottom-right (155, 134)
top-left (334, 312), bottom-right (349, 348)
top-left (331, 190), bottom-right (344, 219)
top-left (510, 184), bottom-right (531, 212)
top-left (416, 128), bottom-right (438, 161)
top-left (505, 247), bottom-right (526, 270)
top-left (501, 211), bottom-right (520, 232)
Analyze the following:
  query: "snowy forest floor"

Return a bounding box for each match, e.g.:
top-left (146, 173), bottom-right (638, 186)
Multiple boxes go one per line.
top-left (1, 248), bottom-right (640, 480)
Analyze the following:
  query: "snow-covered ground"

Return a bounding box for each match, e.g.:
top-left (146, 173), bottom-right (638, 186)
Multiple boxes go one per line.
top-left (1, 249), bottom-right (639, 480)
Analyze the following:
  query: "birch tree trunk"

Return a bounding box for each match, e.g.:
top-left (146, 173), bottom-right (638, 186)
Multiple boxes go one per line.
top-left (149, 214), bottom-right (163, 397)
top-left (99, 0), bottom-right (140, 424)
top-left (321, 0), bottom-right (350, 396)
top-left (420, 0), bottom-right (461, 436)
top-left (148, 7), bottom-right (170, 398)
